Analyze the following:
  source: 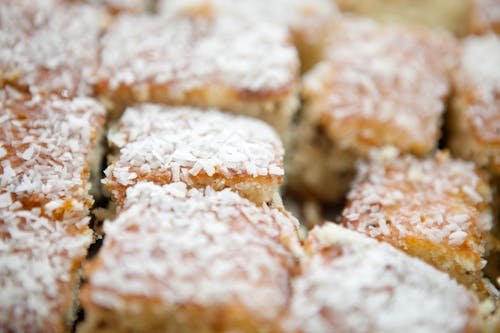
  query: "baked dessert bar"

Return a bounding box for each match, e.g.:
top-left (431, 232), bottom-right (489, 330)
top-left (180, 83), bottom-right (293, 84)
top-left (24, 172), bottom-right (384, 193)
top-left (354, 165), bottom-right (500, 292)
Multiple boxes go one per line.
top-left (281, 223), bottom-right (480, 333)
top-left (469, 0), bottom-right (500, 35)
top-left (95, 13), bottom-right (299, 137)
top-left (0, 206), bottom-right (93, 333)
top-left (287, 17), bottom-right (454, 202)
top-left (103, 104), bottom-right (284, 206)
top-left (158, 0), bottom-right (339, 72)
top-left (0, 86), bottom-right (106, 219)
top-left (0, 0), bottom-right (105, 97)
top-left (335, 0), bottom-right (471, 36)
top-left (79, 182), bottom-right (302, 333)
top-left (448, 34), bottom-right (500, 178)
top-left (341, 150), bottom-right (493, 287)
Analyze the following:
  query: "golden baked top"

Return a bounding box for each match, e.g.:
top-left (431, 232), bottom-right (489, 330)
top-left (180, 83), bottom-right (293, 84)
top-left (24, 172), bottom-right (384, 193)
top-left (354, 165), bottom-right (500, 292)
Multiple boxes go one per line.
top-left (303, 17), bottom-right (455, 155)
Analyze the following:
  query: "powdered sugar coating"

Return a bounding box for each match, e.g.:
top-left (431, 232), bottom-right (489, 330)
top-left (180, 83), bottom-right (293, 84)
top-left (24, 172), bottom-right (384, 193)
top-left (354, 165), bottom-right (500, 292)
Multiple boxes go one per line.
top-left (159, 0), bottom-right (338, 39)
top-left (455, 34), bottom-right (500, 144)
top-left (84, 182), bottom-right (301, 324)
top-left (97, 14), bottom-right (298, 95)
top-left (282, 223), bottom-right (478, 333)
top-left (104, 104), bottom-right (284, 199)
top-left (342, 151), bottom-right (491, 259)
top-left (303, 17), bottom-right (454, 155)
top-left (0, 204), bottom-right (93, 332)
top-left (0, 87), bottom-right (105, 216)
top-left (0, 0), bottom-right (104, 96)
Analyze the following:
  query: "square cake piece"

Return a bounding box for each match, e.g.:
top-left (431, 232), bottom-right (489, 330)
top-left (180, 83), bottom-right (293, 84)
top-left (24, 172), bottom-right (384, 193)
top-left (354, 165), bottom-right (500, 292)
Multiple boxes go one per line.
top-left (335, 0), bottom-right (471, 36)
top-left (448, 34), bottom-right (500, 178)
top-left (103, 104), bottom-right (285, 206)
top-left (281, 223), bottom-right (479, 333)
top-left (95, 14), bottom-right (299, 137)
top-left (158, 0), bottom-right (339, 72)
top-left (79, 182), bottom-right (302, 333)
top-left (0, 0), bottom-right (105, 97)
top-left (286, 17), bottom-right (455, 203)
top-left (0, 86), bottom-right (106, 219)
top-left (341, 150), bottom-right (494, 287)
top-left (469, 0), bottom-right (500, 35)
top-left (0, 205), bottom-right (93, 333)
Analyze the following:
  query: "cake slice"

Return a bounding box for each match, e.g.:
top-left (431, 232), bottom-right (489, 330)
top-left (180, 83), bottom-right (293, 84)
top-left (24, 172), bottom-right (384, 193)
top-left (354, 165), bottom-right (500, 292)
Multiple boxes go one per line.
top-left (0, 86), bottom-right (106, 219)
top-left (0, 0), bottom-right (105, 97)
top-left (158, 0), bottom-right (339, 72)
top-left (0, 205), bottom-right (93, 333)
top-left (286, 17), bottom-right (455, 202)
top-left (448, 34), bottom-right (500, 178)
top-left (341, 150), bottom-right (494, 287)
top-left (281, 223), bottom-right (480, 333)
top-left (79, 182), bottom-right (302, 333)
top-left (469, 0), bottom-right (500, 35)
top-left (95, 13), bottom-right (299, 137)
top-left (103, 104), bottom-right (285, 206)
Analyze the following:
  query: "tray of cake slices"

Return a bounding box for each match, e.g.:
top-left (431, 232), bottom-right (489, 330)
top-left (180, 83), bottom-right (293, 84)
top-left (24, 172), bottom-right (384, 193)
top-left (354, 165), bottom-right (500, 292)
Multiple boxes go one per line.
top-left (1, 0), bottom-right (499, 332)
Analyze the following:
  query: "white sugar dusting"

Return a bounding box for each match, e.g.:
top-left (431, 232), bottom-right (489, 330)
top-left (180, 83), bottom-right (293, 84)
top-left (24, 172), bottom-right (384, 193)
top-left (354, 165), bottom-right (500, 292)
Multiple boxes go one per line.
top-left (97, 14), bottom-right (298, 93)
top-left (104, 104), bottom-right (284, 194)
top-left (88, 182), bottom-right (301, 320)
top-left (282, 223), bottom-right (476, 333)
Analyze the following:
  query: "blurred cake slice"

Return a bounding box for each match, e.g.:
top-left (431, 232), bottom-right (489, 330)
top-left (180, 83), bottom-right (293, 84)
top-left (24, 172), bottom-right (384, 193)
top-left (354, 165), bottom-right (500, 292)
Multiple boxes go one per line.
top-left (79, 182), bottom-right (302, 333)
top-left (95, 13), bottom-right (299, 137)
top-left (103, 104), bottom-right (285, 206)
top-left (448, 34), bottom-right (500, 178)
top-left (158, 0), bottom-right (339, 72)
top-left (0, 0), bottom-right (105, 97)
top-left (287, 17), bottom-right (455, 203)
top-left (341, 150), bottom-right (493, 287)
top-left (469, 0), bottom-right (500, 35)
top-left (281, 223), bottom-right (480, 333)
